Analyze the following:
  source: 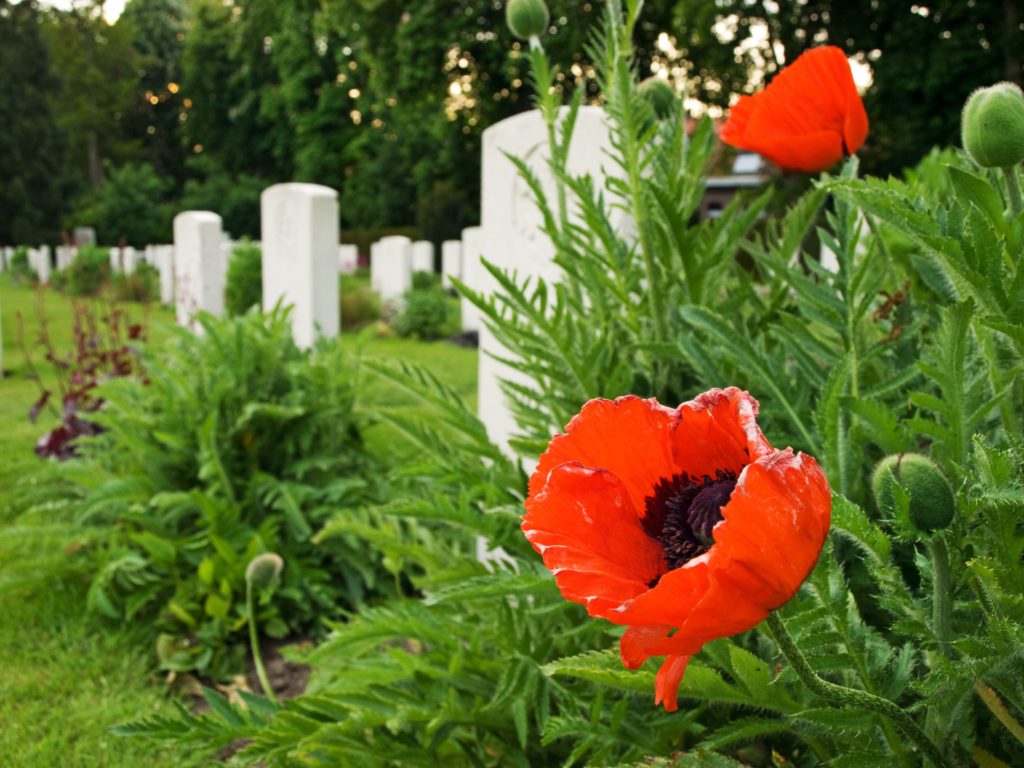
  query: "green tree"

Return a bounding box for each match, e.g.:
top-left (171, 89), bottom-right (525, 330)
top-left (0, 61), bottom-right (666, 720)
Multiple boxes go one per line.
top-left (73, 162), bottom-right (171, 245)
top-left (0, 0), bottom-right (70, 244)
top-left (42, 1), bottom-right (141, 189)
top-left (119, 0), bottom-right (190, 188)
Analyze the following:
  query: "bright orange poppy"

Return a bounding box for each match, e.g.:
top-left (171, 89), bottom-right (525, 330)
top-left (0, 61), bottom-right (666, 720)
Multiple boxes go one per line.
top-left (522, 388), bottom-right (831, 711)
top-left (720, 46), bottom-right (869, 173)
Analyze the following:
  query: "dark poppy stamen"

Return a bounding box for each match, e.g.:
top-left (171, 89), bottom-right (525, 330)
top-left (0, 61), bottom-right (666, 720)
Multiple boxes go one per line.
top-left (645, 470), bottom-right (737, 572)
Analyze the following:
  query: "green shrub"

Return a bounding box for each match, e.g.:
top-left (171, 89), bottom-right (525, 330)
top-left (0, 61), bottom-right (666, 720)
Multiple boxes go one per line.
top-left (69, 309), bottom-right (387, 677)
top-left (224, 239), bottom-right (262, 316)
top-left (393, 285), bottom-right (453, 340)
top-left (411, 270), bottom-right (438, 291)
top-left (9, 246), bottom-right (37, 285)
top-left (340, 286), bottom-right (381, 331)
top-left (63, 245), bottom-right (110, 297)
top-left (70, 163), bottom-right (172, 246)
top-left (109, 261), bottom-right (159, 302)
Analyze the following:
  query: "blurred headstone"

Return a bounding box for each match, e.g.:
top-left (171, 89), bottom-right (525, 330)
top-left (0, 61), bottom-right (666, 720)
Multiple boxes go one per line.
top-left (411, 240), bottom-right (434, 274)
top-left (173, 211), bottom-right (225, 328)
top-left (260, 183), bottom-right (340, 349)
top-left (459, 226), bottom-right (483, 333)
top-left (441, 239), bottom-right (462, 290)
top-left (374, 235), bottom-right (412, 304)
top-left (73, 227), bottom-right (96, 246)
top-left (156, 245), bottom-right (175, 305)
top-left (339, 244), bottom-right (358, 274)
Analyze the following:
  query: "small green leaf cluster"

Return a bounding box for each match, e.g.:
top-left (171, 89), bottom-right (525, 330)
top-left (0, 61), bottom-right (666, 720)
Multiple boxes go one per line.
top-left (66, 308), bottom-right (389, 678)
top-left (60, 245), bottom-right (111, 297)
top-left (224, 238), bottom-right (263, 316)
top-left (393, 280), bottom-right (456, 341)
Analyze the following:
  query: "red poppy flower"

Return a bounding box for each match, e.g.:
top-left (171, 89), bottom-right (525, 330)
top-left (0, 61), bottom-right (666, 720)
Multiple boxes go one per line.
top-left (522, 388), bottom-right (831, 711)
top-left (720, 46), bottom-right (869, 173)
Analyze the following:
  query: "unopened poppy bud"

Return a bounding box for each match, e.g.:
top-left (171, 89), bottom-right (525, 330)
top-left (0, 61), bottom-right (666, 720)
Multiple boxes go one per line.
top-left (505, 0), bottom-right (549, 40)
top-left (871, 454), bottom-right (955, 534)
top-left (245, 552), bottom-right (284, 589)
top-left (961, 82), bottom-right (1024, 168)
top-left (638, 77), bottom-right (677, 120)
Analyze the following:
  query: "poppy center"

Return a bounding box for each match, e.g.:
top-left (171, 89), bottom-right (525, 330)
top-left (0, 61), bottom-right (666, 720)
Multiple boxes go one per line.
top-left (644, 470), bottom-right (737, 572)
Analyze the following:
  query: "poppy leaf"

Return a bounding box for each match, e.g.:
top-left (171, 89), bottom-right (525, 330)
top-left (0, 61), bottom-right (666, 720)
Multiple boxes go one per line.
top-left (699, 716), bottom-right (792, 750)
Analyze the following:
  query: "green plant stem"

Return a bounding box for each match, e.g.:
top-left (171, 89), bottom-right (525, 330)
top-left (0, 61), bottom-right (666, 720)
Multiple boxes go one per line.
top-left (975, 681), bottom-right (1024, 747)
top-left (929, 536), bottom-right (952, 658)
top-left (766, 612), bottom-right (952, 768)
top-left (247, 581), bottom-right (276, 704)
top-left (1002, 165), bottom-right (1023, 216)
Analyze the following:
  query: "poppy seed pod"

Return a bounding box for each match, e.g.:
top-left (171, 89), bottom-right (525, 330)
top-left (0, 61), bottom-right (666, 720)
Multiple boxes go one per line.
top-left (871, 454), bottom-right (955, 534)
top-left (961, 82), bottom-right (1024, 168)
top-left (245, 552), bottom-right (284, 589)
top-left (505, 0), bottom-right (549, 40)
top-left (638, 77), bottom-right (677, 120)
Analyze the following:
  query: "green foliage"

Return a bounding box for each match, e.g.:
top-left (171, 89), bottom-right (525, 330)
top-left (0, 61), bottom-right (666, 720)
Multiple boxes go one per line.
top-left (8, 247), bottom-right (37, 286)
top-left (66, 309), bottom-right (388, 677)
top-left (0, 0), bottom-right (71, 244)
top-left (72, 163), bottom-right (172, 246)
top-left (109, 261), bottom-right (160, 303)
top-left (340, 273), bottom-right (382, 331)
top-left (393, 285), bottom-right (454, 341)
top-left (224, 239), bottom-right (262, 316)
top-left (62, 245), bottom-right (111, 297)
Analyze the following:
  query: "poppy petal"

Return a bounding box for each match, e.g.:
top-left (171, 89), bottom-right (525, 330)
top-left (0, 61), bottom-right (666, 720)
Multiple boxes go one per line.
top-left (655, 655), bottom-right (692, 712)
top-left (523, 463), bottom-right (666, 618)
top-left (720, 45), bottom-right (868, 173)
top-left (672, 387), bottom-right (772, 480)
top-left (529, 396), bottom-right (680, 517)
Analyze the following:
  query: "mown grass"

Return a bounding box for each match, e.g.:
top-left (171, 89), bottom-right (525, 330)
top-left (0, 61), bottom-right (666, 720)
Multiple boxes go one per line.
top-left (0, 273), bottom-right (477, 765)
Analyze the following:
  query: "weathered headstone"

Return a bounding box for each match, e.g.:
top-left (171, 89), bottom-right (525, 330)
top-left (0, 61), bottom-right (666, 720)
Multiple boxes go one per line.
top-left (374, 236), bottom-right (413, 304)
top-left (31, 246), bottom-right (52, 284)
top-left (459, 226), bottom-right (484, 333)
top-left (73, 227), bottom-right (97, 246)
top-left (441, 239), bottom-right (462, 289)
top-left (55, 246), bottom-right (75, 271)
top-left (476, 106), bottom-right (621, 457)
top-left (411, 240), bottom-right (434, 274)
top-left (260, 183), bottom-right (340, 349)
top-left (122, 246), bottom-right (138, 276)
top-left (0, 246), bottom-right (10, 271)
top-left (339, 244), bottom-right (358, 274)
top-left (173, 211), bottom-right (225, 327)
top-left (156, 245), bottom-right (175, 305)
top-left (369, 240), bottom-right (383, 292)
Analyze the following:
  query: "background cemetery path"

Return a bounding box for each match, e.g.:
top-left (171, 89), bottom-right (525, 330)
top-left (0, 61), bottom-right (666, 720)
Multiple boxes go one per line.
top-left (0, 274), bottom-right (477, 766)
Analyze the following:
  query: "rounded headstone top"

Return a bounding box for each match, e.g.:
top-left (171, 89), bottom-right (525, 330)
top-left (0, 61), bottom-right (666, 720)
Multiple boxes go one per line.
top-left (174, 210), bottom-right (222, 225)
top-left (261, 182), bottom-right (338, 201)
top-left (379, 235), bottom-right (412, 245)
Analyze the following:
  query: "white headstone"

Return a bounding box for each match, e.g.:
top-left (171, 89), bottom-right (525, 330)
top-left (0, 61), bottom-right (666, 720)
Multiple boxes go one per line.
top-left (73, 227), bottom-right (96, 246)
top-left (260, 183), bottom-right (340, 349)
top-left (110, 247), bottom-right (120, 273)
top-left (156, 245), bottom-right (175, 305)
top-left (173, 211), bottom-right (225, 327)
top-left (0, 247), bottom-right (10, 271)
top-left (32, 246), bottom-right (52, 284)
top-left (411, 240), bottom-right (434, 274)
top-left (55, 246), bottom-right (75, 271)
top-left (477, 106), bottom-right (621, 456)
top-left (441, 239), bottom-right (462, 289)
top-left (339, 244), bottom-right (358, 274)
top-left (460, 227), bottom-right (484, 333)
top-left (122, 246), bottom-right (138, 276)
top-left (369, 240), bottom-right (383, 292)
top-left (374, 236), bottom-right (413, 304)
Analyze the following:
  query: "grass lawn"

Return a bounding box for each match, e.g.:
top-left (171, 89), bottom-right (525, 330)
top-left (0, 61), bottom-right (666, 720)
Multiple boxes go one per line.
top-left (0, 274), bottom-right (477, 766)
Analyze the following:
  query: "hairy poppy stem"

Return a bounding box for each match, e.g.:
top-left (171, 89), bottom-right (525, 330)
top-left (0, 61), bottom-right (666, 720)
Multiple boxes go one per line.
top-left (765, 611), bottom-right (952, 768)
top-left (929, 536), bottom-right (952, 658)
top-left (246, 580), bottom-right (277, 704)
top-left (1002, 165), bottom-right (1023, 217)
